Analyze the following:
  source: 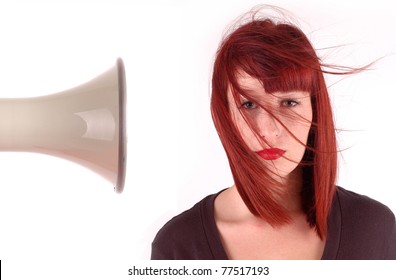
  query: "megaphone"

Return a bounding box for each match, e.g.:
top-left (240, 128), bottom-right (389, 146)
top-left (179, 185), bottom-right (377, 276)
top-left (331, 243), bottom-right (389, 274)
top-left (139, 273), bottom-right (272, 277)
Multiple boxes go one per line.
top-left (0, 58), bottom-right (127, 193)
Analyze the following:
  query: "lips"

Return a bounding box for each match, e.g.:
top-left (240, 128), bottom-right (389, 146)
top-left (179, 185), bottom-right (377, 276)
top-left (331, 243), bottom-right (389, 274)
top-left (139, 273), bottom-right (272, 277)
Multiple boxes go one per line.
top-left (256, 148), bottom-right (285, 160)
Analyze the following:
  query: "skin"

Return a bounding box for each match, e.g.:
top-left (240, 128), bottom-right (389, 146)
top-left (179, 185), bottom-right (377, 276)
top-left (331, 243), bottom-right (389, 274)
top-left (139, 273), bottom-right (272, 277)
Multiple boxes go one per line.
top-left (214, 72), bottom-right (325, 259)
top-left (228, 71), bottom-right (313, 182)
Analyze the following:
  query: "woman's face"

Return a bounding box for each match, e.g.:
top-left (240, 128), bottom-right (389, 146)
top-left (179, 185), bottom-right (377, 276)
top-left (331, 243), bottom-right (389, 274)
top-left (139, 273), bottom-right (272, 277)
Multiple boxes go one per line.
top-left (228, 72), bottom-right (313, 180)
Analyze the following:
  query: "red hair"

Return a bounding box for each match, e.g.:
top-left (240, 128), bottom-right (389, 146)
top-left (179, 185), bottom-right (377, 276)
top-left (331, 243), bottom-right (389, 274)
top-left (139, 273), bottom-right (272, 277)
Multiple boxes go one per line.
top-left (210, 11), bottom-right (349, 239)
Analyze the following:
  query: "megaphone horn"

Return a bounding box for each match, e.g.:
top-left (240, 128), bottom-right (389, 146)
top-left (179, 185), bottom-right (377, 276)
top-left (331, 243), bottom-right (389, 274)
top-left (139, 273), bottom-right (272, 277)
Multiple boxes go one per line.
top-left (0, 58), bottom-right (127, 193)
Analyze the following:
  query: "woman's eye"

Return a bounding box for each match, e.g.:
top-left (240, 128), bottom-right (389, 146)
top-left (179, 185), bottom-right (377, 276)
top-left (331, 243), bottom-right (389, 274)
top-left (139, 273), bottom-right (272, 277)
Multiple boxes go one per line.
top-left (281, 99), bottom-right (299, 107)
top-left (241, 100), bottom-right (257, 109)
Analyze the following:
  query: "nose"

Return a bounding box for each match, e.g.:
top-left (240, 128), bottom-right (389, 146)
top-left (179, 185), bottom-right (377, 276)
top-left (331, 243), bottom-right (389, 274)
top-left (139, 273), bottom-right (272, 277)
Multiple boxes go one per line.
top-left (256, 110), bottom-right (280, 140)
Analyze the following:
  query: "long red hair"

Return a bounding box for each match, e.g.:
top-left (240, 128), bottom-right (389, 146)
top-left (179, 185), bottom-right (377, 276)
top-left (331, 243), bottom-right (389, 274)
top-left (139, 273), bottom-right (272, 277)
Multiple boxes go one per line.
top-left (211, 12), bottom-right (344, 238)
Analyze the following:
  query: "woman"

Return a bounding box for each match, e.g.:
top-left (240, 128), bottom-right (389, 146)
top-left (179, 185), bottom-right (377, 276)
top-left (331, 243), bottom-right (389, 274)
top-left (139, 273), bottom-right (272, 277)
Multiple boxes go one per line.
top-left (151, 7), bottom-right (396, 259)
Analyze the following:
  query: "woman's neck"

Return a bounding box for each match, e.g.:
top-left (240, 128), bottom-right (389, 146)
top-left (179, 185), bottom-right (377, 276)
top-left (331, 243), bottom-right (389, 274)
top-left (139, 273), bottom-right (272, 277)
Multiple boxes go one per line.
top-left (217, 167), bottom-right (305, 225)
top-left (278, 166), bottom-right (304, 214)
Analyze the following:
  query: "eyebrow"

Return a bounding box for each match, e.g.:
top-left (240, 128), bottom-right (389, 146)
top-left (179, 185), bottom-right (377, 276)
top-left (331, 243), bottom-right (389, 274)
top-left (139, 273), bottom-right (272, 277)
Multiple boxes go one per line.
top-left (272, 91), bottom-right (310, 97)
top-left (238, 88), bottom-right (265, 98)
top-left (239, 88), bottom-right (309, 98)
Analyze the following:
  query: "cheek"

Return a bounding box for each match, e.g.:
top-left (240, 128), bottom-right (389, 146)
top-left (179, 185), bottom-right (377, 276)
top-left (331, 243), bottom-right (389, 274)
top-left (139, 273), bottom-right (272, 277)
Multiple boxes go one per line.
top-left (287, 106), bottom-right (313, 145)
top-left (286, 122), bottom-right (312, 150)
top-left (296, 122), bottom-right (312, 143)
top-left (231, 111), bottom-right (259, 149)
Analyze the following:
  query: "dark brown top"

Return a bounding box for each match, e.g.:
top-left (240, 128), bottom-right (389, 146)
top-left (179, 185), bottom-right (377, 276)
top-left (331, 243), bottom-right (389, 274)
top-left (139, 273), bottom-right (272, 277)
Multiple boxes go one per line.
top-left (151, 187), bottom-right (396, 259)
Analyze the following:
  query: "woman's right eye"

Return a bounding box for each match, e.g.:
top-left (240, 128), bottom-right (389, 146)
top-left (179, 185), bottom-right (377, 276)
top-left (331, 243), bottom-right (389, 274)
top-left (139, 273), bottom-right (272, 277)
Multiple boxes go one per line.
top-left (241, 100), bottom-right (257, 109)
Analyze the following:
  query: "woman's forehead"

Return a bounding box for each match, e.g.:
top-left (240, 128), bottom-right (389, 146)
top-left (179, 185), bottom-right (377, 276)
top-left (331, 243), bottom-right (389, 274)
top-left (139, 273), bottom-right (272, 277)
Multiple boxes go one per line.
top-left (230, 72), bottom-right (310, 99)
top-left (235, 71), bottom-right (263, 94)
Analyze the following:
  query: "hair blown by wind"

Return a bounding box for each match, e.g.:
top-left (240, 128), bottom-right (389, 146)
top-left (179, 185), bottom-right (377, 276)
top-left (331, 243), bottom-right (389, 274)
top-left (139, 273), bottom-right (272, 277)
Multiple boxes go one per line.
top-left (210, 6), bottom-right (371, 239)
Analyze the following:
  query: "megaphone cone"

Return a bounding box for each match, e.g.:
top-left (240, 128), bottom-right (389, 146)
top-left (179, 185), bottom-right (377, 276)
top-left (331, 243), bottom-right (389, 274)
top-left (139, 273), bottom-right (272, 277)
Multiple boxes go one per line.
top-left (0, 58), bottom-right (127, 193)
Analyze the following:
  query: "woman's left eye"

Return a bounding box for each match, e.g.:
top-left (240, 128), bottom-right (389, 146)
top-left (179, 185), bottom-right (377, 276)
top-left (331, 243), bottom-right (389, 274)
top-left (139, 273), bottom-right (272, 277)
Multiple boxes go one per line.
top-left (281, 99), bottom-right (299, 107)
top-left (241, 100), bottom-right (257, 109)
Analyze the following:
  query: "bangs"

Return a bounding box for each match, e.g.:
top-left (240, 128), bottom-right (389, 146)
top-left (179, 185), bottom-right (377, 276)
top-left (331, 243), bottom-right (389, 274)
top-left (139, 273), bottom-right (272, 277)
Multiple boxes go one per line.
top-left (262, 66), bottom-right (315, 94)
top-left (226, 51), bottom-right (319, 97)
top-left (221, 20), bottom-right (321, 96)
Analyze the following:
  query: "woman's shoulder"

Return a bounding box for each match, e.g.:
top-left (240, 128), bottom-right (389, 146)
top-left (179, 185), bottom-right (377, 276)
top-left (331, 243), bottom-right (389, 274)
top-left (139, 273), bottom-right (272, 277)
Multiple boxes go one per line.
top-left (335, 186), bottom-right (395, 223)
top-left (151, 192), bottom-right (219, 259)
top-left (154, 194), bottom-right (213, 238)
top-left (333, 186), bottom-right (396, 259)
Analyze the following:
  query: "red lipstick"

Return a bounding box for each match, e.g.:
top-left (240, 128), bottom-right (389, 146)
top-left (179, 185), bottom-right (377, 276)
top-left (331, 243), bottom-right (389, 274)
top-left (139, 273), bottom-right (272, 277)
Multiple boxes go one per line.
top-left (256, 148), bottom-right (285, 160)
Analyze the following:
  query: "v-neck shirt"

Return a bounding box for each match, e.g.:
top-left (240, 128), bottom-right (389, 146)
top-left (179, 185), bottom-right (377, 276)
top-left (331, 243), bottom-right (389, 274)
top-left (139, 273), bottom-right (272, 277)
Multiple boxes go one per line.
top-left (151, 186), bottom-right (396, 259)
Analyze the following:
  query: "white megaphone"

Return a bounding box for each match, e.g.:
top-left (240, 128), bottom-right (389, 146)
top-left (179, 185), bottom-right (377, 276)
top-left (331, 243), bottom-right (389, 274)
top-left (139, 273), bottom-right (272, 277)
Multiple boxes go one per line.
top-left (0, 58), bottom-right (127, 193)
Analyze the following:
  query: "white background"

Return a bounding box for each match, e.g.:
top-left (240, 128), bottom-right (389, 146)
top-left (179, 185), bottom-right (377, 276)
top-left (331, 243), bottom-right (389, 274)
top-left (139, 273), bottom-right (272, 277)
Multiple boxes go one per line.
top-left (0, 0), bottom-right (395, 278)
